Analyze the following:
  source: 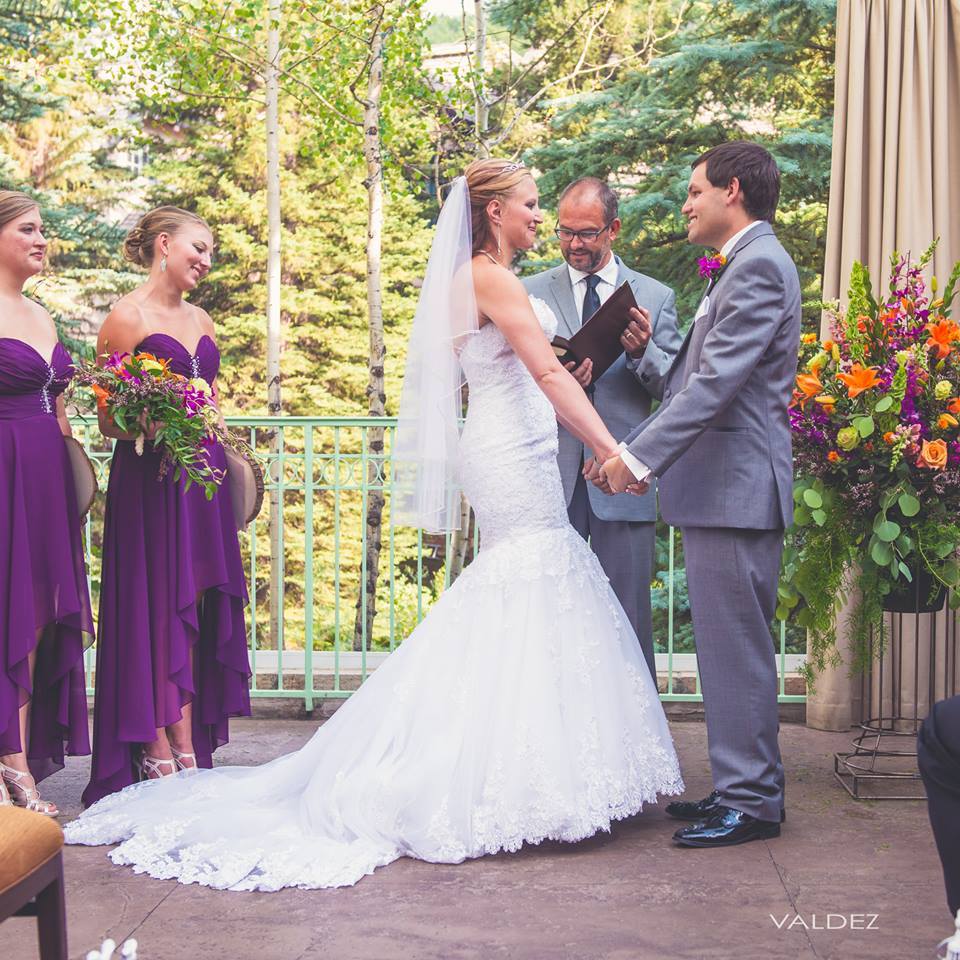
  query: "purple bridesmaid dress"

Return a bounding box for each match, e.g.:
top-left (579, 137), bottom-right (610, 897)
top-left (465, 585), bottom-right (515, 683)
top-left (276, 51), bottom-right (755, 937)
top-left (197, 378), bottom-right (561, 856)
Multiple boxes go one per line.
top-left (83, 333), bottom-right (251, 805)
top-left (0, 338), bottom-right (93, 781)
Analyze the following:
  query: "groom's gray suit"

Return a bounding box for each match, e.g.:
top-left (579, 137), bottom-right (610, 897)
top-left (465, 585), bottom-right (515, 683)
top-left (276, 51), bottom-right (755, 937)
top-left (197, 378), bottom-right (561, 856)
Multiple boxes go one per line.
top-left (623, 222), bottom-right (800, 822)
top-left (524, 257), bottom-right (681, 679)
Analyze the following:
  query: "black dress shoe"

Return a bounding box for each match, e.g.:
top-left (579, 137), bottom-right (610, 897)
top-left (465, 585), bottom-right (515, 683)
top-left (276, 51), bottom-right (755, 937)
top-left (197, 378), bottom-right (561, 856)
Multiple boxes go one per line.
top-left (666, 791), bottom-right (786, 823)
top-left (665, 790), bottom-right (722, 821)
top-left (672, 806), bottom-right (781, 848)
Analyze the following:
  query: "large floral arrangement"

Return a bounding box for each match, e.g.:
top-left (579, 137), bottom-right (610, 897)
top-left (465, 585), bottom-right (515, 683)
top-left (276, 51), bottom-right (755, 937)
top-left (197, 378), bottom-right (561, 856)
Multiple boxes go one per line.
top-left (75, 351), bottom-right (226, 498)
top-left (779, 245), bottom-right (960, 673)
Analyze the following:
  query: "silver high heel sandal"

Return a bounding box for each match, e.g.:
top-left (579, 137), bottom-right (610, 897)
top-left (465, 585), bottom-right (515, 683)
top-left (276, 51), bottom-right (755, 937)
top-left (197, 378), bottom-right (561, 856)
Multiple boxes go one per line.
top-left (171, 747), bottom-right (197, 772)
top-left (0, 776), bottom-right (12, 808)
top-left (0, 762), bottom-right (58, 817)
top-left (139, 754), bottom-right (178, 781)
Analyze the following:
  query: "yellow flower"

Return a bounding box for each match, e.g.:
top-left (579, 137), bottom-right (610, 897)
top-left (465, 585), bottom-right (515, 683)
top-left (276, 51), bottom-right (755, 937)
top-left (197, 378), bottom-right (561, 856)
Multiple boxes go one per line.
top-left (801, 333), bottom-right (817, 344)
top-left (189, 377), bottom-right (212, 396)
top-left (140, 358), bottom-right (164, 374)
top-left (806, 353), bottom-right (827, 374)
top-left (939, 413), bottom-right (959, 430)
top-left (814, 394), bottom-right (836, 413)
top-left (935, 380), bottom-right (953, 400)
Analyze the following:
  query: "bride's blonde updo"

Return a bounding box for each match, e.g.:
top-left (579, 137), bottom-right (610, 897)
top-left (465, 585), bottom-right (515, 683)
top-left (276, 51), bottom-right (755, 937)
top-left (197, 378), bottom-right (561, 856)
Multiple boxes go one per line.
top-left (122, 205), bottom-right (210, 267)
top-left (0, 189), bottom-right (40, 231)
top-left (463, 158), bottom-right (532, 254)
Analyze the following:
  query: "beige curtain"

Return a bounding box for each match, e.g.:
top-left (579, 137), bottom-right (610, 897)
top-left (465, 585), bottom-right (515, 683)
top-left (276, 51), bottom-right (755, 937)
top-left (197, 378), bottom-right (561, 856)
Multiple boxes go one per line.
top-left (810, 0), bottom-right (960, 730)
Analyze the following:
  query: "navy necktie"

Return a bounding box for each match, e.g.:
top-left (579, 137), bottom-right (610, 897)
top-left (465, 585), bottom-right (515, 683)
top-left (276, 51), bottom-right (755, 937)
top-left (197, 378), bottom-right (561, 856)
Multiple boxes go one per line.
top-left (582, 274), bottom-right (601, 325)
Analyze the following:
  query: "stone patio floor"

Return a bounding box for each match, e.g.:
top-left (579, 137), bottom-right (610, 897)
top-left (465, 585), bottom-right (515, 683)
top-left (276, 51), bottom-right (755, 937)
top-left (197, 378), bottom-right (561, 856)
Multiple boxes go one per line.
top-left (4, 709), bottom-right (952, 960)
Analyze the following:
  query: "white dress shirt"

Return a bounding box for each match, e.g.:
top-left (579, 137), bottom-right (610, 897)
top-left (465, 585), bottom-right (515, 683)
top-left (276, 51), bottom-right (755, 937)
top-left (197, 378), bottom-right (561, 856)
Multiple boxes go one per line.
top-left (567, 253), bottom-right (620, 324)
top-left (618, 221), bottom-right (764, 484)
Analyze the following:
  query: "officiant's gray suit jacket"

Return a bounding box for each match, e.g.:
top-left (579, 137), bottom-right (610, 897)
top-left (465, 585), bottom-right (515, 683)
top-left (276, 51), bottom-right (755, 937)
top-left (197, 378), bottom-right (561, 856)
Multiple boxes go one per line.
top-left (523, 257), bottom-right (681, 522)
top-left (623, 223), bottom-right (800, 529)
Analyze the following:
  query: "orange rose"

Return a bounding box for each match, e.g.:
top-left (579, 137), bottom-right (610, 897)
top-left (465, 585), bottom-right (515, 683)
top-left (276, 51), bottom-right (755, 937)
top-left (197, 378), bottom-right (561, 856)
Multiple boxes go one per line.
top-left (919, 438), bottom-right (948, 470)
top-left (827, 451), bottom-right (840, 462)
top-left (939, 414), bottom-right (959, 430)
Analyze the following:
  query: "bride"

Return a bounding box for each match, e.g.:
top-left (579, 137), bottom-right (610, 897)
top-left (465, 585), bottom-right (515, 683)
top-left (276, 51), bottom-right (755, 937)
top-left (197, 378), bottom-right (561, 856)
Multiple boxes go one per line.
top-left (65, 159), bottom-right (683, 891)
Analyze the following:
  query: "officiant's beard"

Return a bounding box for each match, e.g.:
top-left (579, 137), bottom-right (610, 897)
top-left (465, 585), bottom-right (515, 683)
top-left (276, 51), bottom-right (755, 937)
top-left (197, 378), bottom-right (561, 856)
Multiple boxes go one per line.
top-left (564, 245), bottom-right (608, 274)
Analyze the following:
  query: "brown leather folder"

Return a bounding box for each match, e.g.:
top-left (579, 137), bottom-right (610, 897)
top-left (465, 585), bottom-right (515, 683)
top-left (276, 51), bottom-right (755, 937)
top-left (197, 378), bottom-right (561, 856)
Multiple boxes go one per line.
top-left (551, 281), bottom-right (640, 381)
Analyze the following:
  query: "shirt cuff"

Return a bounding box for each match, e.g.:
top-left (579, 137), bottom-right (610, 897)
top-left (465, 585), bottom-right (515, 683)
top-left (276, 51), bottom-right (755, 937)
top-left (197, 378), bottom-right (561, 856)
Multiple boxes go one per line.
top-left (618, 442), bottom-right (652, 483)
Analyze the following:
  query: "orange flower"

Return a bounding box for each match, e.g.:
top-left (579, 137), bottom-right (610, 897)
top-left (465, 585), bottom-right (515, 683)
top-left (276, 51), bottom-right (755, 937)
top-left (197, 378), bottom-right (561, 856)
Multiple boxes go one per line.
top-left (92, 383), bottom-right (110, 411)
top-left (836, 363), bottom-right (882, 399)
top-left (926, 318), bottom-right (960, 359)
top-left (919, 438), bottom-right (948, 470)
top-left (827, 451), bottom-right (840, 462)
top-left (948, 398), bottom-right (960, 415)
top-left (796, 372), bottom-right (822, 397)
top-left (882, 431), bottom-right (896, 445)
top-left (822, 340), bottom-right (835, 352)
top-left (814, 394), bottom-right (836, 412)
top-left (939, 413), bottom-right (959, 430)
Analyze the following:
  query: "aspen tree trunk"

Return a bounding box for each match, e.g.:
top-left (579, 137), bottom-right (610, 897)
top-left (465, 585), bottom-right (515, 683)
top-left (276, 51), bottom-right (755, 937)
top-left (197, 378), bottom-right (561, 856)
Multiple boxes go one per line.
top-left (474, 0), bottom-right (489, 154)
top-left (265, 0), bottom-right (284, 661)
top-left (353, 16), bottom-right (386, 651)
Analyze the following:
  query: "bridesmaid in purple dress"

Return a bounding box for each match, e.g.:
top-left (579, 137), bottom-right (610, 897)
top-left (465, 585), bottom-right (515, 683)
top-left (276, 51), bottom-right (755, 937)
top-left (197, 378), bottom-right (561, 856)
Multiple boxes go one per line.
top-left (83, 206), bottom-right (250, 806)
top-left (0, 190), bottom-right (93, 816)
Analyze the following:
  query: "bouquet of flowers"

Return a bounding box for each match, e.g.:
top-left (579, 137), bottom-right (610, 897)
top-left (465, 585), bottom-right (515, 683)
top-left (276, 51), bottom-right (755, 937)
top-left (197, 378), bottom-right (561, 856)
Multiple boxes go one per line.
top-left (76, 350), bottom-right (226, 499)
top-left (780, 243), bottom-right (960, 673)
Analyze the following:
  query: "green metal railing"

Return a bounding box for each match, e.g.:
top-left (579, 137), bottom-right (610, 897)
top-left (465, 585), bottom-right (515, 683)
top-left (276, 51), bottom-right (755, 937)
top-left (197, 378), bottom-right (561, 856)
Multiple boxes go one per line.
top-left (71, 416), bottom-right (806, 708)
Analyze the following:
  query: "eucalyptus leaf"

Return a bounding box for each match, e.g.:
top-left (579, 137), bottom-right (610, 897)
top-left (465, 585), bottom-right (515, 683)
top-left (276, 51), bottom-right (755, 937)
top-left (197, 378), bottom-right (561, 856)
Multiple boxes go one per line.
top-left (802, 489), bottom-right (823, 509)
top-left (898, 493), bottom-right (921, 517)
top-left (875, 520), bottom-right (901, 542)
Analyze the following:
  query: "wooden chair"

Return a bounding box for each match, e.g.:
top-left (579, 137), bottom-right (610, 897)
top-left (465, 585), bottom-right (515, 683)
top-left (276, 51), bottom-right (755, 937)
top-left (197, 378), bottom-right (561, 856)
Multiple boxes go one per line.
top-left (0, 806), bottom-right (67, 960)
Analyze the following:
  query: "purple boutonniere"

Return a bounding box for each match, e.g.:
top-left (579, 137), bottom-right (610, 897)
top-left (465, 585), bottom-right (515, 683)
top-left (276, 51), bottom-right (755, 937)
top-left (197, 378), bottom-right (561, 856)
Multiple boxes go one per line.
top-left (697, 253), bottom-right (727, 282)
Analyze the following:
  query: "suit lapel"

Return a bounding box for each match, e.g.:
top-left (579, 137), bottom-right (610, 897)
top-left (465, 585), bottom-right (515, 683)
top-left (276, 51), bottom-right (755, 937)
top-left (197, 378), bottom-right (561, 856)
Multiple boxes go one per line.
top-left (548, 267), bottom-right (580, 338)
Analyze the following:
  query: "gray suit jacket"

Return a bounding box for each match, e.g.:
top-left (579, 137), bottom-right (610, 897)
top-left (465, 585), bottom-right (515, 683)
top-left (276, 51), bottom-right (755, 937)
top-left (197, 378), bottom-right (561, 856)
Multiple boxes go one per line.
top-left (624, 222), bottom-right (801, 530)
top-left (524, 257), bottom-right (680, 522)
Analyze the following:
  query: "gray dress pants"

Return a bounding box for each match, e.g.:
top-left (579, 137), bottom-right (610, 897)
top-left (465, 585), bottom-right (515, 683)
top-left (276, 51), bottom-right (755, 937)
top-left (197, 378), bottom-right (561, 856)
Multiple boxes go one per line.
top-left (682, 525), bottom-right (786, 823)
top-left (567, 471), bottom-right (657, 682)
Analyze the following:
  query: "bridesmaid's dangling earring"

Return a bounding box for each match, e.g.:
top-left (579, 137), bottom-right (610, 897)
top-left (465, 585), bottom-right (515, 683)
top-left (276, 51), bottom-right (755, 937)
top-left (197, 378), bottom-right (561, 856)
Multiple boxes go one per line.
top-left (160, 256), bottom-right (167, 273)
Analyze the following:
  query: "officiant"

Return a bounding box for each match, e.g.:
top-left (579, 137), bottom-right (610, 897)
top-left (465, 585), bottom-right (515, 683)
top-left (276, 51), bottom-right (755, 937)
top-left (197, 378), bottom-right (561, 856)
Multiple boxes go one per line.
top-left (523, 178), bottom-right (681, 680)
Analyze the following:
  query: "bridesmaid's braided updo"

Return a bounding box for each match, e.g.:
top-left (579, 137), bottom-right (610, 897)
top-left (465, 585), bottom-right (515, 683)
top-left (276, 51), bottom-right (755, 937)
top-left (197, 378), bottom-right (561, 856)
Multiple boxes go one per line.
top-left (122, 206), bottom-right (210, 267)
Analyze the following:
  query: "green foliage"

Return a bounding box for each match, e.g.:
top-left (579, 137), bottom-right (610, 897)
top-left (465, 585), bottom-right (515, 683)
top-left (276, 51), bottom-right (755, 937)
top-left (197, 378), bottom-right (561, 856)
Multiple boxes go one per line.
top-left (527, 0), bottom-right (836, 328)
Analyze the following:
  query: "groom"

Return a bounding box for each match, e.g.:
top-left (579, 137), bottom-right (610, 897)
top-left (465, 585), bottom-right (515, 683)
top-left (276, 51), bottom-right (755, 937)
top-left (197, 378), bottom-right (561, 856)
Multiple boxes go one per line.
top-left (591, 141), bottom-right (801, 848)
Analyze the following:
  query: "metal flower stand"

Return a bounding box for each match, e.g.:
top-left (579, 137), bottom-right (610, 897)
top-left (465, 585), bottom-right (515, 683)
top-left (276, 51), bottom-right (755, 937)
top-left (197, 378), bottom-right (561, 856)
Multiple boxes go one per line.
top-left (834, 602), bottom-right (958, 800)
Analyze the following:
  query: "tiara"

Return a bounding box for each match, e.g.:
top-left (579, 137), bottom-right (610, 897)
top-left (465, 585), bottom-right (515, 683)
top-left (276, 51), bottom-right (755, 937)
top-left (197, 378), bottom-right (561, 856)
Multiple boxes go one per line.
top-left (502, 161), bottom-right (526, 173)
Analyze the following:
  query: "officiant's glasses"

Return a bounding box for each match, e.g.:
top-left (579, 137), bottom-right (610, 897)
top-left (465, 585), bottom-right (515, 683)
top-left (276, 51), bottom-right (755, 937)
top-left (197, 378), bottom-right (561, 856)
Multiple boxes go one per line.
top-left (554, 221), bottom-right (614, 243)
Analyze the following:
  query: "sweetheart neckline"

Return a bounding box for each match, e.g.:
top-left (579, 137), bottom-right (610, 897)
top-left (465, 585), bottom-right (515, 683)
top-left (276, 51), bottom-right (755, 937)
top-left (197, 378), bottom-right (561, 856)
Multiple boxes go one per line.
top-left (137, 332), bottom-right (215, 358)
top-left (0, 337), bottom-right (65, 367)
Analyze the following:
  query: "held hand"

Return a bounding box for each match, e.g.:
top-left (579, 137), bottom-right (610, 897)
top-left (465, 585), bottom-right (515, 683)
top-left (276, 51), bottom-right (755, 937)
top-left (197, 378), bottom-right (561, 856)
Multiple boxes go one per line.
top-left (620, 307), bottom-right (652, 358)
top-left (625, 479), bottom-right (650, 497)
top-left (584, 455), bottom-right (614, 495)
top-left (599, 454), bottom-right (636, 495)
top-left (564, 358), bottom-right (593, 389)
top-left (137, 411), bottom-right (163, 441)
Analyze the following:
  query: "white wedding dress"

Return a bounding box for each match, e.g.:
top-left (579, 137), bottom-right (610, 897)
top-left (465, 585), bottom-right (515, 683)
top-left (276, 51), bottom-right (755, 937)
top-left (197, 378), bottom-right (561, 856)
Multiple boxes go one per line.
top-left (65, 298), bottom-right (683, 891)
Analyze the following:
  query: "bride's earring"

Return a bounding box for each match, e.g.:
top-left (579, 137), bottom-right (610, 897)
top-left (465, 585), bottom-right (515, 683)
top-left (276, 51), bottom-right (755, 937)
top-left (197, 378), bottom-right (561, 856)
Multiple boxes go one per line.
top-left (160, 256), bottom-right (167, 273)
top-left (496, 225), bottom-right (501, 256)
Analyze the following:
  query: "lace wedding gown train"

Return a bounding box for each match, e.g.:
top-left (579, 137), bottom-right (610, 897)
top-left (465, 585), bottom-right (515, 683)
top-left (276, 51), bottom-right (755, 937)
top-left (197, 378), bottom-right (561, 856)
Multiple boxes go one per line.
top-left (64, 299), bottom-right (683, 891)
